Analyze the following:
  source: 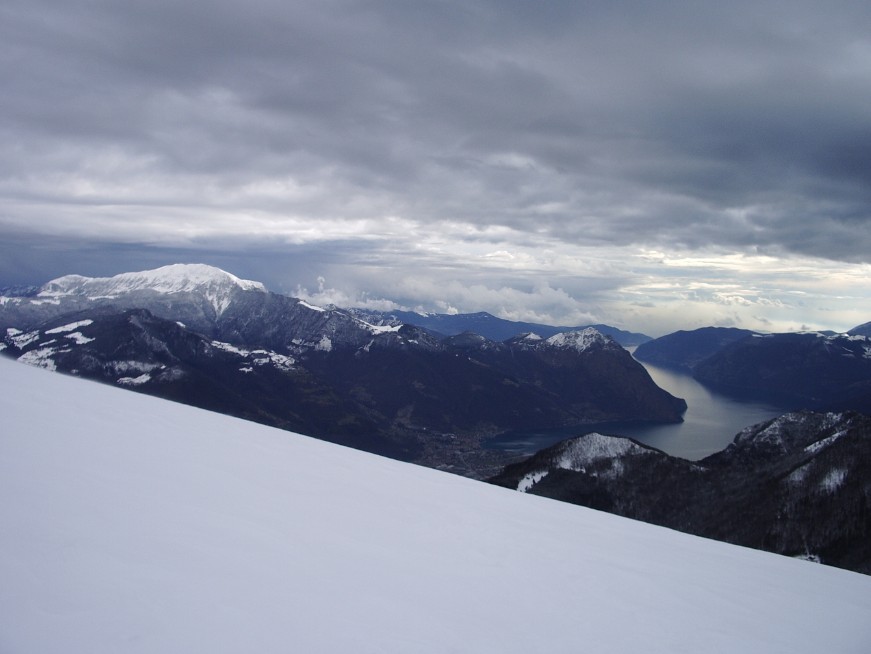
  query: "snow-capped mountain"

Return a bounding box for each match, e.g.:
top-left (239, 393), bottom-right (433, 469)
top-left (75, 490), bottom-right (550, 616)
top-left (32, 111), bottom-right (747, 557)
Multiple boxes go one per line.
top-left (491, 410), bottom-right (871, 574)
top-left (38, 263), bottom-right (266, 301)
top-left (2, 357), bottom-right (870, 653)
top-left (0, 263), bottom-right (411, 353)
top-left (1, 263), bottom-right (266, 331)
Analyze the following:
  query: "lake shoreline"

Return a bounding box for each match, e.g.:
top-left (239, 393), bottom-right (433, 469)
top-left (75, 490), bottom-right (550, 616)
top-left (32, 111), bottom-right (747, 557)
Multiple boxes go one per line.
top-left (485, 358), bottom-right (791, 461)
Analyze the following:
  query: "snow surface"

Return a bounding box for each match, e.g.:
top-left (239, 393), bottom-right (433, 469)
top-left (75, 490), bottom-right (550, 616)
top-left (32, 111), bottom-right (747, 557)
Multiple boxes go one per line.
top-left (297, 299), bottom-right (326, 312)
top-left (45, 319), bottom-right (94, 334)
top-left (1, 357), bottom-right (870, 654)
top-left (64, 331), bottom-right (95, 345)
top-left (117, 373), bottom-right (151, 386)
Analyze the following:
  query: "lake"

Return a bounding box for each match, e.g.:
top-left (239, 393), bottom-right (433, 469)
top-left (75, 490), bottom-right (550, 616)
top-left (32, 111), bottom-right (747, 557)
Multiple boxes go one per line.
top-left (486, 359), bottom-right (790, 461)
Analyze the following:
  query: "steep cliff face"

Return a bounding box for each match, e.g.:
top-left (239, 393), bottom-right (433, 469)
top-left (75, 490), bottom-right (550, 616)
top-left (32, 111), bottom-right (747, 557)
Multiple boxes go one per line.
top-left (490, 411), bottom-right (871, 574)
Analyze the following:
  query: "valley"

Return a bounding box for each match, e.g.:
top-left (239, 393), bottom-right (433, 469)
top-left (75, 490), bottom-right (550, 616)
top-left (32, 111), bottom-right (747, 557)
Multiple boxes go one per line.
top-left (488, 358), bottom-right (790, 461)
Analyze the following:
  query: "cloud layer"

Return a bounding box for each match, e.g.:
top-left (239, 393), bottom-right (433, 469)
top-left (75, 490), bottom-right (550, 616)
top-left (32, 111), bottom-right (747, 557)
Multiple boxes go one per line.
top-left (2, 0), bottom-right (870, 334)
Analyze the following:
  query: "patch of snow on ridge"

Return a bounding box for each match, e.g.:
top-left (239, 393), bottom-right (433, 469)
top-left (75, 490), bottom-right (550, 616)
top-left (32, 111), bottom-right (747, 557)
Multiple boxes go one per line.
top-left (118, 374), bottom-right (151, 386)
top-left (64, 332), bottom-right (95, 345)
top-left (7, 328), bottom-right (40, 349)
top-left (211, 341), bottom-right (296, 371)
top-left (211, 341), bottom-right (251, 357)
top-left (298, 300), bottom-right (326, 312)
top-left (820, 468), bottom-right (847, 493)
top-left (45, 319), bottom-right (94, 334)
top-left (18, 347), bottom-right (60, 371)
top-left (805, 429), bottom-right (849, 455)
top-left (545, 328), bottom-right (609, 353)
top-left (552, 433), bottom-right (645, 480)
top-left (361, 320), bottom-right (403, 335)
top-left (556, 432), bottom-right (644, 470)
top-left (109, 361), bottom-right (161, 375)
top-left (251, 351), bottom-right (296, 372)
top-left (315, 335), bottom-right (333, 352)
top-left (517, 470), bottom-right (549, 492)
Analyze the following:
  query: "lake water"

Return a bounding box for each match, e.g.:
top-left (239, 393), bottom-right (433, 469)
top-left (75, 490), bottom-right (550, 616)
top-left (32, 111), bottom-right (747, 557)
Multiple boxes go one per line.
top-left (486, 359), bottom-right (790, 461)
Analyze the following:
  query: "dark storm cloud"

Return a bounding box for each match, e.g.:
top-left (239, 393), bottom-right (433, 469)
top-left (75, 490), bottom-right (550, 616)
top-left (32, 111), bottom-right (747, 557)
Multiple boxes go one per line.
top-left (4, 1), bottom-right (870, 240)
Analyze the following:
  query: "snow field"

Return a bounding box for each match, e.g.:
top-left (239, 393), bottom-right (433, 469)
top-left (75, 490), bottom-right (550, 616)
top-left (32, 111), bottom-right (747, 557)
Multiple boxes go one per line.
top-left (1, 357), bottom-right (870, 653)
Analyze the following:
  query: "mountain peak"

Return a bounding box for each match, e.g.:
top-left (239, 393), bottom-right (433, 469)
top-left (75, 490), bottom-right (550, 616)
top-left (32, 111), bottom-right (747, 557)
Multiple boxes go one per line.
top-left (544, 327), bottom-right (614, 353)
top-left (39, 264), bottom-right (266, 299)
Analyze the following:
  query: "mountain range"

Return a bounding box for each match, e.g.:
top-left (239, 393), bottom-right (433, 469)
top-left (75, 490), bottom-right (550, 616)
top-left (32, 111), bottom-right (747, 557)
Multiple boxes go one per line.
top-left (347, 307), bottom-right (652, 346)
top-left (0, 264), bottom-right (684, 476)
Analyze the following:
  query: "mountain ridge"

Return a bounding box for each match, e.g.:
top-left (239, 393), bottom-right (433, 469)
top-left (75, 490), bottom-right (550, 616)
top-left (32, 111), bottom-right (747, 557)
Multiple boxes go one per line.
top-left (346, 308), bottom-right (651, 346)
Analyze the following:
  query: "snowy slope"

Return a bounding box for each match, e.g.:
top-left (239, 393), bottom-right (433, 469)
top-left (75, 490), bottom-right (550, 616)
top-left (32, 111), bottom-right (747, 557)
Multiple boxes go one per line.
top-left (1, 358), bottom-right (870, 654)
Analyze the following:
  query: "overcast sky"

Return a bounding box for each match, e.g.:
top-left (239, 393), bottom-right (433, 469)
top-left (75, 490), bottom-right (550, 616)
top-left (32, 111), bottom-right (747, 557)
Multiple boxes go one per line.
top-left (2, 0), bottom-right (870, 335)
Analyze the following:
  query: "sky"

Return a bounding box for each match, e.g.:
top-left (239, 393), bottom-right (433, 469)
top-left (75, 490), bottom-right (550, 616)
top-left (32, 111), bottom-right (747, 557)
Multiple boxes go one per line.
top-left (2, 0), bottom-right (871, 336)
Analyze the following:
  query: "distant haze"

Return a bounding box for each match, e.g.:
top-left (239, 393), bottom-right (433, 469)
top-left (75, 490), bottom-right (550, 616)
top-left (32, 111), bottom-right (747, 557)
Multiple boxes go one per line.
top-left (2, 1), bottom-right (871, 336)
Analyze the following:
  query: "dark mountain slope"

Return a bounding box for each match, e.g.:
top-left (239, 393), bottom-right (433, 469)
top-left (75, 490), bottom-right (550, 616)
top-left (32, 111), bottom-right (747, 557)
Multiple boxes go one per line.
top-left (632, 327), bottom-right (756, 371)
top-left (848, 320), bottom-right (871, 337)
top-left (694, 332), bottom-right (871, 410)
top-left (1, 307), bottom-right (412, 458)
top-left (2, 306), bottom-right (685, 477)
top-left (490, 411), bottom-right (871, 574)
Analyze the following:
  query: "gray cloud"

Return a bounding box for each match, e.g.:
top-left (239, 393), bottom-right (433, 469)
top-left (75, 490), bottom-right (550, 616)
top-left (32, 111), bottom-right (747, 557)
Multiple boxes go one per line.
top-left (2, 0), bottom-right (870, 333)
